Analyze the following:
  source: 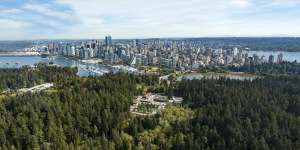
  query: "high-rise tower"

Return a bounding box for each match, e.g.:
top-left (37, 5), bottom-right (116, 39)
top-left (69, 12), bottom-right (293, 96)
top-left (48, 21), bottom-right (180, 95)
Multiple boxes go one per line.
top-left (105, 36), bottom-right (112, 46)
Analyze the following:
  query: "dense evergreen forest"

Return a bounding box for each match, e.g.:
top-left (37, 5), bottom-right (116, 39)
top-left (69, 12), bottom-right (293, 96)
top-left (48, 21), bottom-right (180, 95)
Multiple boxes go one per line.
top-left (0, 64), bottom-right (299, 149)
top-left (0, 64), bottom-right (78, 92)
top-left (173, 76), bottom-right (300, 149)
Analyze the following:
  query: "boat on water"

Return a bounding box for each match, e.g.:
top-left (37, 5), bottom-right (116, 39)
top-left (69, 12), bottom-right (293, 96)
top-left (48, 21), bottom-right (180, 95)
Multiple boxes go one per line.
top-left (41, 52), bottom-right (50, 58)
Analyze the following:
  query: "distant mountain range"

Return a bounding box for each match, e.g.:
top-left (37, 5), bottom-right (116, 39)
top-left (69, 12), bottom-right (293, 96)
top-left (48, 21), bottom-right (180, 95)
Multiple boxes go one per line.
top-left (179, 37), bottom-right (300, 52)
top-left (0, 41), bottom-right (34, 51)
top-left (1, 37), bottom-right (300, 52)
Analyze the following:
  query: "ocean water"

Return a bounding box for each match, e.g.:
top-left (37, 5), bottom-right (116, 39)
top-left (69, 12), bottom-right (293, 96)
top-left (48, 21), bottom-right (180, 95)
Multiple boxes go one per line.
top-left (0, 56), bottom-right (111, 76)
top-left (0, 56), bottom-right (43, 68)
top-left (244, 51), bottom-right (300, 62)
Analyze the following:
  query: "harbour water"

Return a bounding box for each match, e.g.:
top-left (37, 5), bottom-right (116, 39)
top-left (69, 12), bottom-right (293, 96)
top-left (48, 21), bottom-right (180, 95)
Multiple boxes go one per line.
top-left (0, 56), bottom-right (136, 76)
top-left (244, 51), bottom-right (300, 62)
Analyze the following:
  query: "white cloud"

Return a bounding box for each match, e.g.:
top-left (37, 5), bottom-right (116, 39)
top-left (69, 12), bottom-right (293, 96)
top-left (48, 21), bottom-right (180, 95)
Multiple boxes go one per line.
top-left (22, 3), bottom-right (72, 20)
top-left (53, 0), bottom-right (231, 38)
top-left (0, 19), bottom-right (30, 28)
top-left (271, 0), bottom-right (300, 5)
top-left (0, 8), bottom-right (23, 14)
top-left (231, 0), bottom-right (253, 8)
top-left (1, 0), bottom-right (300, 39)
top-left (0, 19), bottom-right (31, 40)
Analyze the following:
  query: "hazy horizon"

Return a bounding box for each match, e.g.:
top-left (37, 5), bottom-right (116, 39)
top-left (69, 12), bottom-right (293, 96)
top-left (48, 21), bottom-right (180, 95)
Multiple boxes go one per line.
top-left (1, 36), bottom-right (300, 42)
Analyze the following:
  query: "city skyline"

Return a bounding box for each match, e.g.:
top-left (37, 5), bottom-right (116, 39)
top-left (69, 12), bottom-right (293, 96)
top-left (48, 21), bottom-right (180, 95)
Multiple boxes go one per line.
top-left (1, 0), bottom-right (300, 40)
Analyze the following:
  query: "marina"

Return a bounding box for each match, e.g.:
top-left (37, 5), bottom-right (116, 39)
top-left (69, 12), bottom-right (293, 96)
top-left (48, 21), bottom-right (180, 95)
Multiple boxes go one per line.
top-left (0, 55), bottom-right (139, 76)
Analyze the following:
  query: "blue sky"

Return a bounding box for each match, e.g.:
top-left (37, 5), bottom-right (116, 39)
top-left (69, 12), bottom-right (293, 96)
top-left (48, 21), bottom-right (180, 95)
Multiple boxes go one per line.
top-left (0, 0), bottom-right (300, 40)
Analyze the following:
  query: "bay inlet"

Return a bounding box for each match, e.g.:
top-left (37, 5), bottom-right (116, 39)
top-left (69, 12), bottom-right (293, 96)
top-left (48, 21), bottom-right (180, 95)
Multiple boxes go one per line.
top-left (0, 56), bottom-right (136, 76)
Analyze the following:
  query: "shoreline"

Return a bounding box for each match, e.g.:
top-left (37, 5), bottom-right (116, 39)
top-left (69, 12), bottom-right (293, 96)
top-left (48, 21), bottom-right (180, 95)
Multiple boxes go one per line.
top-left (0, 52), bottom-right (40, 56)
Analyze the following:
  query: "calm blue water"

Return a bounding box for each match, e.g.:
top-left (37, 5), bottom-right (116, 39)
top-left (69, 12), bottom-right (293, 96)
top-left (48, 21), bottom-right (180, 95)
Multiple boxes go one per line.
top-left (0, 56), bottom-right (43, 67)
top-left (245, 51), bottom-right (300, 62)
top-left (0, 56), bottom-right (111, 76)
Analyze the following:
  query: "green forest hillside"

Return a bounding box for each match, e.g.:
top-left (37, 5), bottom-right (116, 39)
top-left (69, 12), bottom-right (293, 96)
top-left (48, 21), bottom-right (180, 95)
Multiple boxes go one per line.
top-left (0, 64), bottom-right (299, 149)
